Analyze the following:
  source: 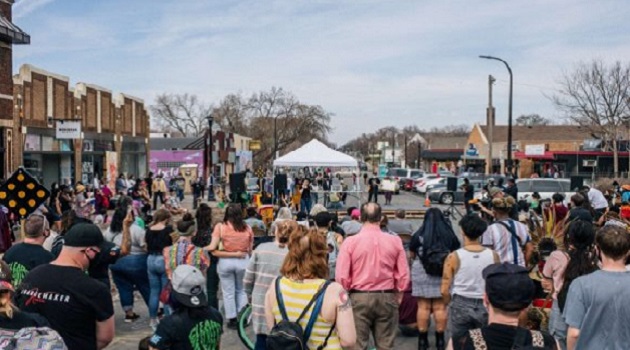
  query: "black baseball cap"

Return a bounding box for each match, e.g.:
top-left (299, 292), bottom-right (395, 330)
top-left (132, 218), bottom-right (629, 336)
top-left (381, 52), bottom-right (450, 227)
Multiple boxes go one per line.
top-left (64, 223), bottom-right (104, 247)
top-left (483, 263), bottom-right (534, 312)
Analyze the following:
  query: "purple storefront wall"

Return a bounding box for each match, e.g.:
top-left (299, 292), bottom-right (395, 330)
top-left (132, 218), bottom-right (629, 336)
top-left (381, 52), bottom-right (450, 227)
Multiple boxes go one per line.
top-left (149, 150), bottom-right (203, 178)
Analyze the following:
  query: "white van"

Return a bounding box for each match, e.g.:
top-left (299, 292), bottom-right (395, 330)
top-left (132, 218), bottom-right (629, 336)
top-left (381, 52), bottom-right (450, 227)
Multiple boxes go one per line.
top-left (515, 178), bottom-right (571, 201)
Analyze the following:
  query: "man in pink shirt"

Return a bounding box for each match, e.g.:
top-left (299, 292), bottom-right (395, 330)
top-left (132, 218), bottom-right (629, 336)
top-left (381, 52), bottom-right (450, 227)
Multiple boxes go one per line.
top-left (335, 202), bottom-right (410, 350)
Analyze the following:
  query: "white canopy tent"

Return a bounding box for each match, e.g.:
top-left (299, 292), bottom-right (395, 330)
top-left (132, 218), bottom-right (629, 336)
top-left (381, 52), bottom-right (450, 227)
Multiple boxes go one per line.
top-left (273, 139), bottom-right (358, 168)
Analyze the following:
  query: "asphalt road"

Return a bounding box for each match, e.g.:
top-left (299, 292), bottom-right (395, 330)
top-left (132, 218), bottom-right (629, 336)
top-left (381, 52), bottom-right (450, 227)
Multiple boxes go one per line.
top-left (108, 190), bottom-right (460, 349)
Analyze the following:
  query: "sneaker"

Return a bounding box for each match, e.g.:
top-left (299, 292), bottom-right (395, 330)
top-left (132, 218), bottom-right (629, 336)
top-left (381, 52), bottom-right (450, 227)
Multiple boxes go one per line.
top-left (124, 313), bottom-right (140, 323)
top-left (227, 318), bottom-right (238, 330)
top-left (150, 319), bottom-right (159, 332)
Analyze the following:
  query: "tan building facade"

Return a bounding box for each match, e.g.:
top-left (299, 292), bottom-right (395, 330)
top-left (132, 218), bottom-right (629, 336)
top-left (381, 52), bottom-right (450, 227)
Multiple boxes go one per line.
top-left (465, 124), bottom-right (591, 178)
top-left (12, 64), bottom-right (150, 187)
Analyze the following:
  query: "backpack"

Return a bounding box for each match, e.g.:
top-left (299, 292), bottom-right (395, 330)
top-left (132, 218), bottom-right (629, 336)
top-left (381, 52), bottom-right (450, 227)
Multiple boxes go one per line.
top-left (267, 278), bottom-right (335, 350)
top-left (421, 245), bottom-right (450, 277)
top-left (622, 190), bottom-right (630, 203)
top-left (0, 327), bottom-right (67, 350)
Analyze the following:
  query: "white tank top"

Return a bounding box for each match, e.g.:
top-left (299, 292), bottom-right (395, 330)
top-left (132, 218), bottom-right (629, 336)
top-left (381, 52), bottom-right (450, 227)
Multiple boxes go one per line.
top-left (452, 248), bottom-right (495, 299)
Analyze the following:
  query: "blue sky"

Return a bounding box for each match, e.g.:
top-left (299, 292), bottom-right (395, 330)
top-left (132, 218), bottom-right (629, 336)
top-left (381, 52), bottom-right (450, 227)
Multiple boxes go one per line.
top-left (11, 0), bottom-right (630, 144)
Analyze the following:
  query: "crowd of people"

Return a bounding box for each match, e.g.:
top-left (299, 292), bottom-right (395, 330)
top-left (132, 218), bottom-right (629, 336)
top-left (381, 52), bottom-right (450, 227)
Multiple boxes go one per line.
top-left (0, 169), bottom-right (627, 350)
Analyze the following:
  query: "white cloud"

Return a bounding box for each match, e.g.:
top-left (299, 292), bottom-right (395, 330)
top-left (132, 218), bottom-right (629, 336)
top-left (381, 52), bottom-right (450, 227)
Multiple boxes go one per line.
top-left (11, 0), bottom-right (630, 144)
top-left (13, 0), bottom-right (54, 19)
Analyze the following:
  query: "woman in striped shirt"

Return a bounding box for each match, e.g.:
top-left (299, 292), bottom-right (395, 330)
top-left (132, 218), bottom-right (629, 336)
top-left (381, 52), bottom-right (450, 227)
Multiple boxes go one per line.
top-left (164, 213), bottom-right (211, 279)
top-left (264, 227), bottom-right (356, 350)
top-left (244, 220), bottom-right (294, 350)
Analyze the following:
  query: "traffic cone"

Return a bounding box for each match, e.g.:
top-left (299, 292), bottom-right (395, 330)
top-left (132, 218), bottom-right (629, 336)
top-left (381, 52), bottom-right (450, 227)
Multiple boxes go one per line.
top-left (424, 196), bottom-right (431, 207)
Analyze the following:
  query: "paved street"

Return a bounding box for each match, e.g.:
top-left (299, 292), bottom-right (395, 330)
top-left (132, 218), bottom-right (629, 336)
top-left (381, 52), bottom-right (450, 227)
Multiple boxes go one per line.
top-left (107, 190), bottom-right (462, 349)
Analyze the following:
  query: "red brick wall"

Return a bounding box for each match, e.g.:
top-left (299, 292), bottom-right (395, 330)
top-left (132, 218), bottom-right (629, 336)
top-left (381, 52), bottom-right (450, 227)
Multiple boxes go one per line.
top-left (0, 46), bottom-right (11, 119)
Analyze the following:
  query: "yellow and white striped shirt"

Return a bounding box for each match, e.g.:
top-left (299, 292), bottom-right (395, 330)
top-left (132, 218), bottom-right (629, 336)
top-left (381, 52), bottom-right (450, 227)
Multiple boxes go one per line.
top-left (272, 278), bottom-right (341, 350)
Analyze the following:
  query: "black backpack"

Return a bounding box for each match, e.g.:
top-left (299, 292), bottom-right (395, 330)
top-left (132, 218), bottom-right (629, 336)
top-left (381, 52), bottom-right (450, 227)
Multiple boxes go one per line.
top-left (267, 278), bottom-right (335, 350)
top-left (421, 245), bottom-right (450, 277)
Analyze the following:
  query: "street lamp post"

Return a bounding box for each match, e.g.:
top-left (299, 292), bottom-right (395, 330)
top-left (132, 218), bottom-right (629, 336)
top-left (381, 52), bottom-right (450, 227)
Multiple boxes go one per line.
top-left (206, 114), bottom-right (215, 201)
top-left (274, 116), bottom-right (278, 160)
top-left (479, 55), bottom-right (513, 176)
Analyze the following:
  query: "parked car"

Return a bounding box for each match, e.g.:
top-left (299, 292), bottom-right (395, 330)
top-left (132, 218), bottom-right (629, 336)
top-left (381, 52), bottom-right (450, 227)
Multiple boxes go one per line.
top-left (427, 179), bottom-right (484, 204)
top-left (386, 168), bottom-right (423, 187)
top-left (413, 173), bottom-right (439, 192)
top-left (516, 178), bottom-right (571, 201)
top-left (416, 177), bottom-right (444, 194)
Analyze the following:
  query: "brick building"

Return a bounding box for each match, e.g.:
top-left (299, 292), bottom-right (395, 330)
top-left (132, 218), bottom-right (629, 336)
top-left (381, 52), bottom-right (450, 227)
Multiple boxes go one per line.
top-left (0, 0), bottom-right (29, 179)
top-left (13, 64), bottom-right (150, 187)
top-left (464, 123), bottom-right (593, 178)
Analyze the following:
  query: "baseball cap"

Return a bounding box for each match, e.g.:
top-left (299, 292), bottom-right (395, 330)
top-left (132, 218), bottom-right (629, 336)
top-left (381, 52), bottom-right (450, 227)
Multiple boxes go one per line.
top-left (76, 184), bottom-right (86, 193)
top-left (483, 263), bottom-right (534, 312)
top-left (171, 265), bottom-right (208, 308)
top-left (0, 261), bottom-right (13, 292)
top-left (64, 223), bottom-right (104, 247)
top-left (488, 187), bottom-right (503, 197)
top-left (351, 209), bottom-right (360, 220)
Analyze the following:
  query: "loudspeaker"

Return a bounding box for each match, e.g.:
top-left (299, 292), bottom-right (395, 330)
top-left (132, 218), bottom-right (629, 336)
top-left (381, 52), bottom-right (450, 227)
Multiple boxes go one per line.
top-left (229, 172), bottom-right (246, 193)
top-left (447, 177), bottom-right (458, 192)
top-left (274, 174), bottom-right (287, 192)
top-left (570, 176), bottom-right (584, 191)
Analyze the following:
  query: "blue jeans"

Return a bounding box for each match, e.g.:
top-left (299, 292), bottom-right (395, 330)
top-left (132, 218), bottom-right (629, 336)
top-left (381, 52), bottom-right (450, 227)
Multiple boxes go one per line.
top-left (549, 302), bottom-right (567, 350)
top-left (300, 197), bottom-right (312, 214)
top-left (218, 257), bottom-right (249, 319)
top-left (110, 254), bottom-right (150, 312)
top-left (147, 254), bottom-right (169, 319)
top-left (177, 188), bottom-right (184, 201)
top-left (255, 334), bottom-right (267, 350)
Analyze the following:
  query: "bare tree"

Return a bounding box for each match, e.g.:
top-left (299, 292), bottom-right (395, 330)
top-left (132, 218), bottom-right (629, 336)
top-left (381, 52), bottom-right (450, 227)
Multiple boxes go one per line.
top-left (150, 94), bottom-right (212, 137)
top-left (515, 114), bottom-right (551, 126)
top-left (552, 60), bottom-right (630, 176)
top-left (212, 87), bottom-right (333, 166)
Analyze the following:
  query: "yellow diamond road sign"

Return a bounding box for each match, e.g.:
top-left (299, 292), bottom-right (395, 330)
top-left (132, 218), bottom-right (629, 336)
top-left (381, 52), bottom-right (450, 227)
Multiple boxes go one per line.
top-left (0, 168), bottom-right (50, 219)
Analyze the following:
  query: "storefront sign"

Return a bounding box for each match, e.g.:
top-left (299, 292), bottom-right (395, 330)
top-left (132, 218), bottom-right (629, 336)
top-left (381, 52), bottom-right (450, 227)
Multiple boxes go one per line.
top-left (466, 144), bottom-right (479, 157)
top-left (55, 121), bottom-right (81, 139)
top-left (525, 144), bottom-right (546, 156)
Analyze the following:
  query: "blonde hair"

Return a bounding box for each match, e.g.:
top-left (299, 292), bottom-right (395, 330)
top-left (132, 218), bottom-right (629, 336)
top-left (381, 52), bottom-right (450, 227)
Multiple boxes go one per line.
top-left (0, 291), bottom-right (14, 319)
top-left (275, 220), bottom-right (298, 248)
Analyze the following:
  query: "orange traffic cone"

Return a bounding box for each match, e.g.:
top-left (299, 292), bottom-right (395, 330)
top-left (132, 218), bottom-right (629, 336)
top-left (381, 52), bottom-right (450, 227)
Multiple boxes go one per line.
top-left (424, 196), bottom-right (431, 207)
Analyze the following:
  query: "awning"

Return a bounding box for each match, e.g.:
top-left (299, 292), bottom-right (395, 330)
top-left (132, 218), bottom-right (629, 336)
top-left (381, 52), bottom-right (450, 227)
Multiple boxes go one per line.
top-left (0, 15), bottom-right (30, 44)
top-left (514, 151), bottom-right (556, 160)
top-left (422, 149), bottom-right (463, 160)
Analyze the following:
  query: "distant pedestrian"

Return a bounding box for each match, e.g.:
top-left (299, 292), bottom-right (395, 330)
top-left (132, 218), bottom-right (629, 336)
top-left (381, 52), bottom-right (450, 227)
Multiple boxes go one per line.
top-left (152, 174), bottom-right (167, 209)
top-left (367, 172), bottom-right (380, 203)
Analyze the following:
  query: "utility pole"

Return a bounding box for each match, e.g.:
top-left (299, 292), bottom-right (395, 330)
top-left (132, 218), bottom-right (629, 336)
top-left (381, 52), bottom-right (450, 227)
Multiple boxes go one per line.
top-left (391, 131), bottom-right (396, 167)
top-left (404, 134), bottom-right (408, 168)
top-left (486, 75), bottom-right (496, 175)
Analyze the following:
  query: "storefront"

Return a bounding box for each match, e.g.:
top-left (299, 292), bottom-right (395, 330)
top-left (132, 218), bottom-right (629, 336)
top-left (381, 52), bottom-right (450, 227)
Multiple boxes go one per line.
top-left (22, 129), bottom-right (74, 188)
top-left (121, 138), bottom-right (147, 178)
top-left (81, 135), bottom-right (115, 184)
